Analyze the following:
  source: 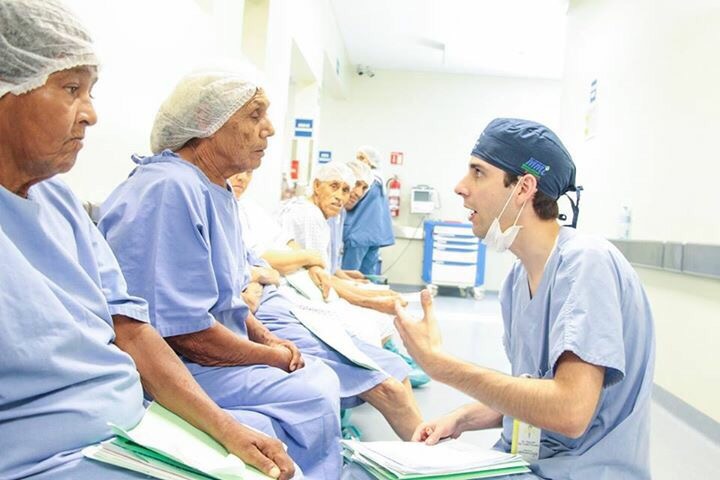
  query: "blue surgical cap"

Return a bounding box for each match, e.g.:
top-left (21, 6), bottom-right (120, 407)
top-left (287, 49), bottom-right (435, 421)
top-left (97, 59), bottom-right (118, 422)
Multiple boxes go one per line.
top-left (471, 118), bottom-right (576, 200)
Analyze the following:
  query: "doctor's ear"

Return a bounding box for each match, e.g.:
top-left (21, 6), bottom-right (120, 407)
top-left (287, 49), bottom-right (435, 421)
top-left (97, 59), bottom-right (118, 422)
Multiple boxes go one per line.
top-left (517, 174), bottom-right (538, 198)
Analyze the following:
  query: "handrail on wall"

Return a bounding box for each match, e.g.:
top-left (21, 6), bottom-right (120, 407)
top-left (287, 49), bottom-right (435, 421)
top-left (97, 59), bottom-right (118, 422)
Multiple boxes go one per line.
top-left (610, 239), bottom-right (720, 280)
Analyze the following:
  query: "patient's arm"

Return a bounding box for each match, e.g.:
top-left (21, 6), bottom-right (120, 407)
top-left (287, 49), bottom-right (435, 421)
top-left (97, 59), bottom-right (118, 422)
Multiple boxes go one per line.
top-left (112, 315), bottom-right (295, 479)
top-left (261, 249), bottom-right (325, 275)
top-left (328, 276), bottom-right (407, 315)
top-left (250, 266), bottom-right (281, 286)
top-left (163, 320), bottom-right (293, 371)
top-left (334, 269), bottom-right (369, 283)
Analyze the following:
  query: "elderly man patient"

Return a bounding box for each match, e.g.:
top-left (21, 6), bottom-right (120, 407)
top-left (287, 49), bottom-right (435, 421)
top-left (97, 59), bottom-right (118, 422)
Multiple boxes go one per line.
top-left (0, 1), bottom-right (295, 479)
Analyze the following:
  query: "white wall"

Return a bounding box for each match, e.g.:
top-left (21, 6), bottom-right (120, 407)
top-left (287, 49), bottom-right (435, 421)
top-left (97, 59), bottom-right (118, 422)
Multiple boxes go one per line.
top-left (57, 0), bottom-right (351, 210)
top-left (561, 0), bottom-right (720, 421)
top-left (560, 0), bottom-right (720, 243)
top-left (60, 0), bottom-right (241, 203)
top-left (319, 70), bottom-right (562, 288)
top-left (243, 0), bottom-right (353, 206)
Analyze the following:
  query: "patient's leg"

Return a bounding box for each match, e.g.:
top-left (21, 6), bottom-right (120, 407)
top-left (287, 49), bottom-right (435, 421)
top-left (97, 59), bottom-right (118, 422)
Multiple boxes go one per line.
top-left (359, 378), bottom-right (423, 440)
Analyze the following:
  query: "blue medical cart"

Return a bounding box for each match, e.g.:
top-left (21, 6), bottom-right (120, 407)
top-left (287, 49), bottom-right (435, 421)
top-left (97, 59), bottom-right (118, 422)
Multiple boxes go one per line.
top-left (421, 220), bottom-right (486, 298)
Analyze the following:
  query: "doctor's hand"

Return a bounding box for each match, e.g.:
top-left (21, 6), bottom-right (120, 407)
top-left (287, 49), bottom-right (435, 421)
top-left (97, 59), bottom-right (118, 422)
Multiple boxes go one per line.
top-left (412, 411), bottom-right (464, 445)
top-left (393, 289), bottom-right (443, 369)
top-left (242, 282), bottom-right (264, 313)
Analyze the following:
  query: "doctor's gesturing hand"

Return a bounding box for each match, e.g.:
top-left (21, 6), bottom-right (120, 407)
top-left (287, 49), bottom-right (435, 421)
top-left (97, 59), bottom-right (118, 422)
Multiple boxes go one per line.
top-left (393, 289), bottom-right (444, 375)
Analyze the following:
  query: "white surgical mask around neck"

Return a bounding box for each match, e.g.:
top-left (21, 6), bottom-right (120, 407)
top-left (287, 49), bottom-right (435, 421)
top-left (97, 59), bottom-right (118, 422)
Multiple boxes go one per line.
top-left (482, 182), bottom-right (527, 253)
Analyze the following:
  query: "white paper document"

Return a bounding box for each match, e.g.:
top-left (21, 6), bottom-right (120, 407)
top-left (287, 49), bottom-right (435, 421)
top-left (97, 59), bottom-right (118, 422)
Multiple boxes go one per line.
top-left (290, 303), bottom-right (384, 372)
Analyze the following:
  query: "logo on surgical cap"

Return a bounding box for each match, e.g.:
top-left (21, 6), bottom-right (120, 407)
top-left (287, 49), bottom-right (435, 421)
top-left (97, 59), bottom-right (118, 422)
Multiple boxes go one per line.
top-left (521, 157), bottom-right (550, 178)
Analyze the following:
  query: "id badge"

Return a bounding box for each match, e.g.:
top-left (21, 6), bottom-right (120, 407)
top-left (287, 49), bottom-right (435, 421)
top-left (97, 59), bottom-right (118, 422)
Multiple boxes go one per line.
top-left (510, 373), bottom-right (541, 461)
top-left (511, 417), bottom-right (541, 461)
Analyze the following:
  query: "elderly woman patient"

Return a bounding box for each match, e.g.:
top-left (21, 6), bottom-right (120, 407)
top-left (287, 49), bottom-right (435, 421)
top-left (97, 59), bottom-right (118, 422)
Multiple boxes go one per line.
top-left (98, 71), bottom-right (424, 479)
top-left (0, 1), bottom-right (295, 479)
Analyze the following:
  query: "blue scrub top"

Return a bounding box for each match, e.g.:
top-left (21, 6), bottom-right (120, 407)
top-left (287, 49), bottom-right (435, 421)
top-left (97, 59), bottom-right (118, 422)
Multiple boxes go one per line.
top-left (98, 151), bottom-right (251, 340)
top-left (0, 179), bottom-right (147, 479)
top-left (496, 227), bottom-right (655, 479)
top-left (328, 209), bottom-right (345, 274)
top-left (343, 180), bottom-right (395, 248)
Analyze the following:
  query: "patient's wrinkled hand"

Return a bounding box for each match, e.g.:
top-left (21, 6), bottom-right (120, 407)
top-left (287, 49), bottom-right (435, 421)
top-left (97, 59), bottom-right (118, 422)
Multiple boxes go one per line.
top-left (242, 282), bottom-right (264, 313)
top-left (255, 266), bottom-right (281, 286)
top-left (307, 266), bottom-right (332, 300)
top-left (221, 420), bottom-right (296, 479)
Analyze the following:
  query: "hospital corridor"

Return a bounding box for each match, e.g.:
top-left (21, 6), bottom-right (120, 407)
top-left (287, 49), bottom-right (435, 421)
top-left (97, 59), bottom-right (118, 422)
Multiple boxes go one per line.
top-left (1, 0), bottom-right (719, 479)
top-left (350, 290), bottom-right (720, 480)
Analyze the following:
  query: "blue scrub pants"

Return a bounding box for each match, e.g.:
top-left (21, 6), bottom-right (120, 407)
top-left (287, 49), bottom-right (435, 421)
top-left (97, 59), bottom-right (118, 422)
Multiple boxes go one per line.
top-left (342, 246), bottom-right (380, 275)
top-left (187, 358), bottom-right (341, 479)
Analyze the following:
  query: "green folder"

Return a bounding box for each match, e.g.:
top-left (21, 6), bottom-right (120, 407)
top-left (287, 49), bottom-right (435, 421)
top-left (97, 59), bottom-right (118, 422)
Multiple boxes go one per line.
top-left (83, 402), bottom-right (273, 480)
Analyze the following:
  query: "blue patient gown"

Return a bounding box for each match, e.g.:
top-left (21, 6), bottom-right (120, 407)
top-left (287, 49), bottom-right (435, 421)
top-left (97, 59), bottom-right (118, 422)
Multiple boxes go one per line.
top-left (99, 151), bottom-right (341, 479)
top-left (342, 180), bottom-right (394, 274)
top-left (252, 282), bottom-right (410, 410)
top-left (0, 179), bottom-right (150, 480)
top-left (494, 228), bottom-right (655, 479)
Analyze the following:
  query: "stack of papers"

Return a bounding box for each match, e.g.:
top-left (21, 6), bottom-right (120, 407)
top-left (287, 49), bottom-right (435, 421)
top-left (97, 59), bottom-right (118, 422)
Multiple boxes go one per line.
top-left (342, 439), bottom-right (530, 479)
top-left (83, 402), bottom-right (273, 480)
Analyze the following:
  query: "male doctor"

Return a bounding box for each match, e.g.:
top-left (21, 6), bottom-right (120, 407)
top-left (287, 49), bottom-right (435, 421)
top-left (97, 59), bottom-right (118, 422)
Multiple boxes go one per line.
top-left (394, 118), bottom-right (655, 480)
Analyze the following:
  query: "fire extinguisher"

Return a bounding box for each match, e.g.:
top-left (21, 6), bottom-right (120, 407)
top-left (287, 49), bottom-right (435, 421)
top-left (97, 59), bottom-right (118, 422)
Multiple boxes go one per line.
top-left (386, 175), bottom-right (401, 218)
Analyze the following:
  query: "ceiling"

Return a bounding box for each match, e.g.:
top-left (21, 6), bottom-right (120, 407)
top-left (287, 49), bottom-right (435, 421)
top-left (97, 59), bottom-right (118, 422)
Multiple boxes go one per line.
top-left (330, 0), bottom-right (569, 80)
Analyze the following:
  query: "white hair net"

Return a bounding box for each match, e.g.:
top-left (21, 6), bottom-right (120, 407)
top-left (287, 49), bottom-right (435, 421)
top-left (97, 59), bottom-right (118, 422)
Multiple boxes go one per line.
top-left (313, 162), bottom-right (356, 187)
top-left (150, 70), bottom-right (258, 153)
top-left (0, 0), bottom-right (99, 98)
top-left (357, 145), bottom-right (381, 168)
top-left (346, 159), bottom-right (374, 187)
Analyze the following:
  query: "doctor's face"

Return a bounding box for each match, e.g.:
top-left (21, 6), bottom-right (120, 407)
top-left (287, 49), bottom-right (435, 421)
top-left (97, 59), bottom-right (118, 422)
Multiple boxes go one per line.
top-left (210, 89), bottom-right (275, 175)
top-left (313, 179), bottom-right (350, 218)
top-left (0, 66), bottom-right (98, 191)
top-left (345, 180), bottom-right (369, 210)
top-left (454, 156), bottom-right (515, 238)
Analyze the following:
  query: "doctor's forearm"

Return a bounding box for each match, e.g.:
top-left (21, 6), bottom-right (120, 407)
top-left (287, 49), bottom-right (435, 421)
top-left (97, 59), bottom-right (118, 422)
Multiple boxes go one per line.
top-left (456, 403), bottom-right (503, 431)
top-left (426, 352), bottom-right (602, 438)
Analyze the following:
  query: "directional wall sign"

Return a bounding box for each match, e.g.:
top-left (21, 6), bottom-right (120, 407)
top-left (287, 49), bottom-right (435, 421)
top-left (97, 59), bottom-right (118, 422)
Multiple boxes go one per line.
top-left (294, 118), bottom-right (314, 138)
top-left (318, 150), bottom-right (332, 164)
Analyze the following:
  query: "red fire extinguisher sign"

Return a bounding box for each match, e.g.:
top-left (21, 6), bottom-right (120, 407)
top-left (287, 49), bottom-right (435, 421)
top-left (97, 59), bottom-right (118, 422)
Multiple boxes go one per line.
top-left (390, 151), bottom-right (404, 165)
top-left (387, 175), bottom-right (401, 217)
